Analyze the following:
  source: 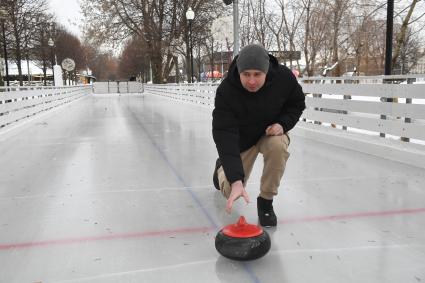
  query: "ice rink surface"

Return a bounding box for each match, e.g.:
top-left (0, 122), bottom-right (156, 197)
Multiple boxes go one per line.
top-left (0, 93), bottom-right (424, 283)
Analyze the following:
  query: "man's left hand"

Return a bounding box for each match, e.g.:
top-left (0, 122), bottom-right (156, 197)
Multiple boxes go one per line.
top-left (266, 123), bottom-right (284, 136)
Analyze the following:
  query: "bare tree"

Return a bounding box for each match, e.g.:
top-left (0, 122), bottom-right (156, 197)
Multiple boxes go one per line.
top-left (80, 41), bottom-right (119, 81)
top-left (248, 0), bottom-right (272, 47)
top-left (55, 27), bottom-right (85, 70)
top-left (321, 0), bottom-right (353, 76)
top-left (31, 14), bottom-right (55, 85)
top-left (261, 0), bottom-right (285, 61)
top-left (118, 36), bottom-right (150, 80)
top-left (2, 0), bottom-right (48, 85)
top-left (81, 0), bottom-right (223, 83)
top-left (342, 1), bottom-right (386, 74)
top-left (279, 0), bottom-right (304, 69)
top-left (298, 0), bottom-right (329, 76)
top-left (393, 26), bottom-right (423, 74)
top-left (78, 0), bottom-right (425, 80)
top-left (391, 0), bottom-right (424, 71)
top-left (92, 52), bottom-right (119, 81)
top-left (238, 0), bottom-right (273, 48)
top-left (239, 0), bottom-right (255, 46)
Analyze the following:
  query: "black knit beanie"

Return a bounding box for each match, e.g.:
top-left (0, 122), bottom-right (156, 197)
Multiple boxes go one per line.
top-left (236, 44), bottom-right (270, 74)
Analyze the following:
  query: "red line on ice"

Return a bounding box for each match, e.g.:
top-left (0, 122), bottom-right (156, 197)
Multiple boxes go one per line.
top-left (1, 207), bottom-right (425, 250)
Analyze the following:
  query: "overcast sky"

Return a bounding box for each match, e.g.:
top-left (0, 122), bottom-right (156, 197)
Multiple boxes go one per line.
top-left (48, 0), bottom-right (82, 38)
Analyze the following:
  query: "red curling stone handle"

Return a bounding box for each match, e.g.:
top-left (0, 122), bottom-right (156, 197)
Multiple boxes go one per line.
top-left (221, 216), bottom-right (264, 238)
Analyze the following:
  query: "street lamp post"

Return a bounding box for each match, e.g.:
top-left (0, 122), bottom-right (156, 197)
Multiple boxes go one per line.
top-left (232, 0), bottom-right (239, 57)
top-left (0, 8), bottom-right (10, 86)
top-left (380, 0), bottom-right (394, 138)
top-left (48, 38), bottom-right (56, 86)
top-left (186, 7), bottom-right (194, 83)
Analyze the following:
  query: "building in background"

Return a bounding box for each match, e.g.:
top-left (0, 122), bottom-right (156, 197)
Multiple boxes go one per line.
top-left (1, 60), bottom-right (53, 86)
top-left (1, 59), bottom-right (96, 86)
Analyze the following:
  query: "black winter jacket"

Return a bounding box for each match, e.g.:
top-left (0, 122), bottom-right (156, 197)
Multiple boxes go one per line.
top-left (212, 54), bottom-right (306, 184)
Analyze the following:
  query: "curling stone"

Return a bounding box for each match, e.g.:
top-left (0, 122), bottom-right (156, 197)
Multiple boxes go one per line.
top-left (215, 216), bottom-right (271, 261)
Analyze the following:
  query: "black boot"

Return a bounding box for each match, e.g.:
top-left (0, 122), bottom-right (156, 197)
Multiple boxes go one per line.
top-left (213, 158), bottom-right (221, 190)
top-left (257, 197), bottom-right (277, 227)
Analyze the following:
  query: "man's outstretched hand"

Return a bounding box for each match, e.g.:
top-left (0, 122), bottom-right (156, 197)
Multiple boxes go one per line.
top-left (226, 180), bottom-right (250, 213)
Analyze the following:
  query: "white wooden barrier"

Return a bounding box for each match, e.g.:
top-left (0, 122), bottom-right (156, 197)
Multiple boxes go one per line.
top-left (298, 76), bottom-right (425, 141)
top-left (93, 82), bottom-right (143, 94)
top-left (144, 83), bottom-right (216, 106)
top-left (0, 85), bottom-right (92, 128)
top-left (143, 75), bottom-right (425, 168)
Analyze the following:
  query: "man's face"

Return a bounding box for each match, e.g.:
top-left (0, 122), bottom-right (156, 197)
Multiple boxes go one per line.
top-left (239, 70), bottom-right (267, 93)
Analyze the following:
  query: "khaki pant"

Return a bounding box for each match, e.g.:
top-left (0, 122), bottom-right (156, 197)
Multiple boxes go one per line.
top-left (217, 134), bottom-right (290, 200)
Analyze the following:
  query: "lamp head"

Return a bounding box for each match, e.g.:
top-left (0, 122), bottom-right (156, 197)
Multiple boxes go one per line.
top-left (0, 8), bottom-right (8, 20)
top-left (186, 8), bottom-right (194, 20)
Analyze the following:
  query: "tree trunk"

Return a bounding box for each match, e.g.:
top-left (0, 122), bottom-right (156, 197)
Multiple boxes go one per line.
top-left (332, 10), bottom-right (341, 76)
top-left (13, 25), bottom-right (24, 86)
top-left (151, 54), bottom-right (163, 84)
top-left (303, 2), bottom-right (311, 76)
top-left (391, 0), bottom-right (419, 69)
top-left (211, 39), bottom-right (215, 82)
top-left (42, 61), bottom-right (47, 86)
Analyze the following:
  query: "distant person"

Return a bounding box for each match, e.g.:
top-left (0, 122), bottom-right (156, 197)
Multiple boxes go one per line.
top-left (212, 44), bottom-right (306, 227)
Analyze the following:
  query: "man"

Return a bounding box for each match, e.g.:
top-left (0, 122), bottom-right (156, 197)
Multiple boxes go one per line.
top-left (212, 44), bottom-right (305, 227)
